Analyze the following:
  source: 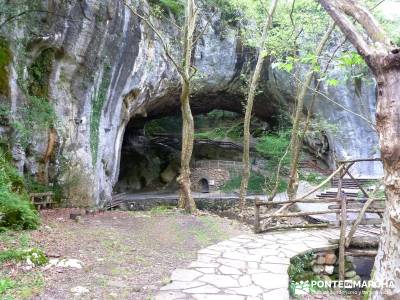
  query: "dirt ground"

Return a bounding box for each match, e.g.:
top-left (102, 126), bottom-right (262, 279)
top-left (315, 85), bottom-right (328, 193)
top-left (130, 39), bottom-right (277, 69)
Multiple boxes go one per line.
top-left (0, 208), bottom-right (249, 300)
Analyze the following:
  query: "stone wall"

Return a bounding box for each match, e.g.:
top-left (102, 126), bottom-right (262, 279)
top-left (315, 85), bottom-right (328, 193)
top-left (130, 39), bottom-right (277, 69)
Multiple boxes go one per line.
top-left (191, 166), bottom-right (230, 193)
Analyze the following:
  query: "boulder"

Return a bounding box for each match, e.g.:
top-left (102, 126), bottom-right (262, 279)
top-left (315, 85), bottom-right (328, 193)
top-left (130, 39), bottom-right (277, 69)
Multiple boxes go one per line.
top-left (345, 270), bottom-right (357, 278)
top-left (312, 265), bottom-right (324, 274)
top-left (325, 253), bottom-right (337, 265)
top-left (324, 265), bottom-right (334, 275)
top-left (316, 255), bottom-right (325, 265)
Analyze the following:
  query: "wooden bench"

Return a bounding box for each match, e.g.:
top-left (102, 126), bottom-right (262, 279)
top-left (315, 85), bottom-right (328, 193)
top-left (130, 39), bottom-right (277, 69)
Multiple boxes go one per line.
top-left (29, 192), bottom-right (54, 210)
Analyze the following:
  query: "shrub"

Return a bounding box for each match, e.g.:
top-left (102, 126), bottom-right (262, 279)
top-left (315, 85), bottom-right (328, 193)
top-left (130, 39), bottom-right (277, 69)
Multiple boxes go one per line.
top-left (0, 149), bottom-right (39, 230)
top-left (221, 172), bottom-right (287, 194)
top-left (0, 248), bottom-right (48, 265)
top-left (255, 130), bottom-right (291, 168)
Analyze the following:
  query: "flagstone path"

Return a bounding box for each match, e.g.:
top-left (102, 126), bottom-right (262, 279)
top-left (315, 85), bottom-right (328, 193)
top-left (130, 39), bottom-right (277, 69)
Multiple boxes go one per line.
top-left (156, 228), bottom-right (344, 300)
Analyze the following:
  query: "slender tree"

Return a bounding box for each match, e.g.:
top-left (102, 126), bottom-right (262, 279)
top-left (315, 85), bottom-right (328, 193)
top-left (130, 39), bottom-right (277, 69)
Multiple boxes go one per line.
top-left (238, 0), bottom-right (279, 215)
top-left (124, 0), bottom-right (200, 213)
top-left (287, 21), bottom-right (336, 200)
top-left (318, 0), bottom-right (400, 298)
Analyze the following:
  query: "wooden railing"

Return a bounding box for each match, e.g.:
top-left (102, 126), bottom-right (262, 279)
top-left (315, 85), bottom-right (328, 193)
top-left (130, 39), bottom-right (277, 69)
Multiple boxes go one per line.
top-left (30, 192), bottom-right (54, 210)
top-left (254, 158), bottom-right (384, 280)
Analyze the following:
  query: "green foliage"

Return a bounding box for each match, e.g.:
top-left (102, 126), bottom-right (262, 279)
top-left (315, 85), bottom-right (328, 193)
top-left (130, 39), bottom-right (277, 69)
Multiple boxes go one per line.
top-left (0, 278), bottom-right (15, 295)
top-left (13, 95), bottom-right (57, 148)
top-left (0, 248), bottom-right (48, 265)
top-left (221, 172), bottom-right (287, 194)
top-left (255, 130), bottom-right (291, 168)
top-left (300, 172), bottom-right (327, 185)
top-left (0, 148), bottom-right (39, 230)
top-left (148, 0), bottom-right (184, 16)
top-left (27, 48), bottom-right (55, 98)
top-left (90, 62), bottom-right (112, 166)
top-left (288, 251), bottom-right (314, 281)
top-left (0, 37), bottom-right (12, 97)
top-left (195, 124), bottom-right (243, 141)
top-left (145, 115), bottom-right (182, 136)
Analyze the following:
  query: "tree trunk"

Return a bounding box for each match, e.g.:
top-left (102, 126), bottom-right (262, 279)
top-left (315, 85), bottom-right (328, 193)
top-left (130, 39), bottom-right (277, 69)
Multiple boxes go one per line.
top-left (178, 78), bottom-right (196, 213)
top-left (238, 0), bottom-right (278, 214)
top-left (177, 0), bottom-right (197, 213)
top-left (287, 22), bottom-right (335, 200)
top-left (317, 1), bottom-right (400, 297)
top-left (371, 67), bottom-right (400, 299)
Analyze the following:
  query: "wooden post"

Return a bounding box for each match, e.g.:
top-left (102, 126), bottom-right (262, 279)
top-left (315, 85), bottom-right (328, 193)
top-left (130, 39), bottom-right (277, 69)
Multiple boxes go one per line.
top-left (338, 168), bottom-right (347, 281)
top-left (254, 198), bottom-right (260, 234)
top-left (345, 197), bottom-right (375, 247)
top-left (345, 169), bottom-right (369, 198)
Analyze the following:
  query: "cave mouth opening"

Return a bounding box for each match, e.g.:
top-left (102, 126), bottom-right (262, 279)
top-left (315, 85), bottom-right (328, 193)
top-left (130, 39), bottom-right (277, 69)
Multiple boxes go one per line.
top-left (114, 91), bottom-right (279, 195)
top-left (198, 178), bottom-right (210, 193)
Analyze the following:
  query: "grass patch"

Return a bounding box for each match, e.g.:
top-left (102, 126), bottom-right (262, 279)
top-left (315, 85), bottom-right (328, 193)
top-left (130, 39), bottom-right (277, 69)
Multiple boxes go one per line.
top-left (1, 271), bottom-right (44, 299)
top-left (221, 172), bottom-right (287, 194)
top-left (190, 216), bottom-right (229, 247)
top-left (0, 278), bottom-right (15, 295)
top-left (300, 172), bottom-right (327, 185)
top-left (255, 130), bottom-right (291, 168)
top-left (150, 204), bottom-right (175, 214)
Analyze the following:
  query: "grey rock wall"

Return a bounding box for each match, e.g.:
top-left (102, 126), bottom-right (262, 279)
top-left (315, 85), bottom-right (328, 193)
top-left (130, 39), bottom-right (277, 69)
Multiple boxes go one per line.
top-left (0, 0), bottom-right (382, 206)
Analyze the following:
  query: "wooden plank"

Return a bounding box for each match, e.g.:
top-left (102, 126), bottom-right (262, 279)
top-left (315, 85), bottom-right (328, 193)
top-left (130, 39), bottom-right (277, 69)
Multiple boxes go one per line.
top-left (337, 158), bottom-right (381, 163)
top-left (346, 249), bottom-right (378, 257)
top-left (259, 209), bottom-right (342, 220)
top-left (338, 171), bottom-right (346, 281)
top-left (254, 199), bottom-right (260, 234)
top-left (345, 197), bottom-right (376, 247)
top-left (259, 223), bottom-right (330, 232)
top-left (29, 192), bottom-right (54, 197)
top-left (345, 169), bottom-right (370, 198)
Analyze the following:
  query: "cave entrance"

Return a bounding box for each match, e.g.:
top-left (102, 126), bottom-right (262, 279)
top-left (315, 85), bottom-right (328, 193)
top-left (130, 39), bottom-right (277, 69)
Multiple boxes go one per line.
top-left (199, 178), bottom-right (210, 193)
top-left (115, 104), bottom-right (273, 195)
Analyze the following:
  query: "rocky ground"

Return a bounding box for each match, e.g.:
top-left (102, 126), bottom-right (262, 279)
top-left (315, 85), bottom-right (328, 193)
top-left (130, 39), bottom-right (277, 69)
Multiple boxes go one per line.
top-left (0, 208), bottom-right (249, 300)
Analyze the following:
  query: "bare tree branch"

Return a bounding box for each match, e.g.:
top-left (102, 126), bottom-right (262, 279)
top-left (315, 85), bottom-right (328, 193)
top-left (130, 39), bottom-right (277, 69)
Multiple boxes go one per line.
top-left (339, 0), bottom-right (391, 46)
top-left (318, 0), bottom-right (372, 58)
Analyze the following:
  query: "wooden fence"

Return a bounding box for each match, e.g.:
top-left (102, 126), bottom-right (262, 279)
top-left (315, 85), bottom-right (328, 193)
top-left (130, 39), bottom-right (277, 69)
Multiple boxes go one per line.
top-left (254, 158), bottom-right (384, 280)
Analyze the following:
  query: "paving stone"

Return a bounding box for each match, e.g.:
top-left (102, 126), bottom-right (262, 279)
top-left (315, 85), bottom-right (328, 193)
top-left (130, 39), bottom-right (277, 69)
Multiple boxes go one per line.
top-left (261, 256), bottom-right (290, 264)
top-left (238, 275), bottom-right (252, 287)
top-left (251, 273), bottom-right (288, 289)
top-left (228, 285), bottom-right (263, 297)
top-left (197, 268), bottom-right (216, 274)
top-left (247, 262), bottom-right (258, 269)
top-left (185, 284), bottom-right (221, 294)
top-left (155, 291), bottom-right (188, 300)
top-left (171, 269), bottom-right (203, 282)
top-left (217, 258), bottom-right (247, 269)
top-left (199, 275), bottom-right (239, 288)
top-left (193, 295), bottom-right (245, 300)
top-left (161, 281), bottom-right (205, 291)
top-left (259, 264), bottom-right (288, 274)
top-left (262, 288), bottom-right (289, 300)
top-left (219, 266), bottom-right (242, 275)
top-left (223, 251), bottom-right (262, 262)
top-left (190, 262), bottom-right (220, 268)
top-left (156, 229), bottom-right (342, 299)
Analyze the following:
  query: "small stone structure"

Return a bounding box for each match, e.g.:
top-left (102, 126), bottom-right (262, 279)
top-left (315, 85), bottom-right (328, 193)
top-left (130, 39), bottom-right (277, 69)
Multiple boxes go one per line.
top-left (191, 167), bottom-right (230, 193)
top-left (190, 160), bottom-right (245, 192)
top-left (309, 250), bottom-right (361, 282)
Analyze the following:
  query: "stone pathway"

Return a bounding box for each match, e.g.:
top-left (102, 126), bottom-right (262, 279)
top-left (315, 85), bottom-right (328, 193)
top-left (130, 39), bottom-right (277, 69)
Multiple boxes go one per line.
top-left (156, 228), bottom-right (343, 300)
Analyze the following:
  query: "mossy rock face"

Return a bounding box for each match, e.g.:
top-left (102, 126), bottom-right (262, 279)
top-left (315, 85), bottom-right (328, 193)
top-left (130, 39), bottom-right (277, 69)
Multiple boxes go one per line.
top-left (28, 48), bottom-right (55, 98)
top-left (0, 37), bottom-right (12, 97)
